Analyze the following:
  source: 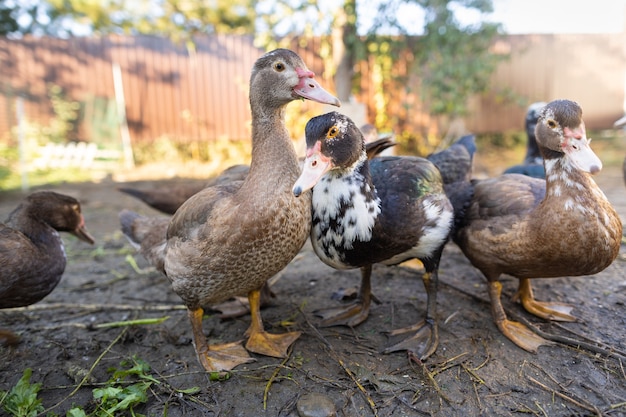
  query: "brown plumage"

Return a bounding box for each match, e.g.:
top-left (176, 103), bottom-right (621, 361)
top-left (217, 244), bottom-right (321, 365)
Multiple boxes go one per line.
top-left (0, 191), bottom-right (94, 345)
top-left (454, 99), bottom-right (622, 352)
top-left (118, 164), bottom-right (250, 215)
top-left (120, 49), bottom-right (340, 372)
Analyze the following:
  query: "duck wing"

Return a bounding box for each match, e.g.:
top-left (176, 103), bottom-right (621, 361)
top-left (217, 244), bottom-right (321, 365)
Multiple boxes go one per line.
top-left (427, 134), bottom-right (476, 184)
top-left (470, 174), bottom-right (545, 220)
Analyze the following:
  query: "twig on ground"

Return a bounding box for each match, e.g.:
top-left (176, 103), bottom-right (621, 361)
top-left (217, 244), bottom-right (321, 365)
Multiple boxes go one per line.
top-left (40, 326), bottom-right (130, 416)
top-left (439, 278), bottom-right (626, 361)
top-left (526, 374), bottom-right (601, 416)
top-left (263, 350), bottom-right (294, 410)
top-left (408, 352), bottom-right (452, 406)
top-left (299, 307), bottom-right (379, 417)
top-left (3, 302), bottom-right (186, 312)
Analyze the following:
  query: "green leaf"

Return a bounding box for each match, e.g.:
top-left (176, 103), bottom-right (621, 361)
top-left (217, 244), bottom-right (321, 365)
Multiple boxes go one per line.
top-left (66, 407), bottom-right (88, 417)
top-left (1, 368), bottom-right (44, 417)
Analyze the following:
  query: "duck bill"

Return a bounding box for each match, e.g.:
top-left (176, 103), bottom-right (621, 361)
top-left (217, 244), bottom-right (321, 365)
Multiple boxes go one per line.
top-left (294, 68), bottom-right (341, 107)
top-left (563, 126), bottom-right (602, 174)
top-left (292, 150), bottom-right (332, 197)
top-left (72, 216), bottom-right (95, 244)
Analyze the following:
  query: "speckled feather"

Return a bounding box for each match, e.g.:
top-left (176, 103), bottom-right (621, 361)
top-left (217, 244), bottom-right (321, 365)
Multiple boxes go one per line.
top-left (455, 100), bottom-right (622, 281)
top-left (162, 50), bottom-right (325, 309)
top-left (305, 112), bottom-right (454, 271)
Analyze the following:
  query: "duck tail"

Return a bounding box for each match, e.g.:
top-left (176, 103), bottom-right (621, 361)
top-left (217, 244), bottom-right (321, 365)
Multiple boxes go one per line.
top-left (119, 209), bottom-right (144, 249)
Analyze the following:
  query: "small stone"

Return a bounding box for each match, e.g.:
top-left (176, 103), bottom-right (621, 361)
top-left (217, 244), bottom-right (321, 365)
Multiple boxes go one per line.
top-left (296, 392), bottom-right (337, 417)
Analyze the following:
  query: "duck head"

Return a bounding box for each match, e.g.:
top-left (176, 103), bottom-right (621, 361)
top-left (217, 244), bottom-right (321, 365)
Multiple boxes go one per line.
top-left (25, 191), bottom-right (95, 244)
top-left (536, 99), bottom-right (602, 174)
top-left (250, 49), bottom-right (341, 109)
top-left (524, 101), bottom-right (546, 164)
top-left (293, 111), bottom-right (364, 197)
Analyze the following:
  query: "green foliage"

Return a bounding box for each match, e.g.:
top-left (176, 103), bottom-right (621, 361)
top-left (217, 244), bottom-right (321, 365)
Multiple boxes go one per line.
top-left (0, 356), bottom-right (200, 417)
top-left (0, 84), bottom-right (94, 191)
top-left (0, 368), bottom-right (44, 417)
top-left (0, 1), bottom-right (19, 35)
top-left (2, 0), bottom-right (257, 39)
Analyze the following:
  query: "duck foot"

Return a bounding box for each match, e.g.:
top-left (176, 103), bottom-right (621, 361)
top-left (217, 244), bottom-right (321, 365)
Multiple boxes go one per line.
top-left (316, 266), bottom-right (374, 328)
top-left (245, 330), bottom-right (301, 358)
top-left (498, 318), bottom-right (554, 353)
top-left (514, 279), bottom-right (576, 322)
top-left (314, 301), bottom-right (370, 328)
top-left (382, 319), bottom-right (438, 360)
top-left (519, 299), bottom-right (576, 322)
top-left (196, 340), bottom-right (256, 373)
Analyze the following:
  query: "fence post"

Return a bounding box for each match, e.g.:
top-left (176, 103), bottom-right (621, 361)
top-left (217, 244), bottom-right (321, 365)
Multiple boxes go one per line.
top-left (16, 96), bottom-right (29, 192)
top-left (112, 62), bottom-right (135, 170)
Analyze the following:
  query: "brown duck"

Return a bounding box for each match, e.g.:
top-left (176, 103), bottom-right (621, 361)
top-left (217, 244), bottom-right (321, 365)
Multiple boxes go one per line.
top-left (454, 99), bottom-right (622, 352)
top-left (121, 49), bottom-right (340, 372)
top-left (0, 191), bottom-right (94, 345)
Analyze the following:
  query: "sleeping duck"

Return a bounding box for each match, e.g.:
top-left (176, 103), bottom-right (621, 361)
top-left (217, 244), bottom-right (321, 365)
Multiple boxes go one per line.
top-left (0, 191), bottom-right (94, 345)
top-left (292, 111), bottom-right (474, 359)
top-left (120, 49), bottom-right (340, 372)
top-left (454, 99), bottom-right (622, 352)
top-left (503, 102), bottom-right (546, 178)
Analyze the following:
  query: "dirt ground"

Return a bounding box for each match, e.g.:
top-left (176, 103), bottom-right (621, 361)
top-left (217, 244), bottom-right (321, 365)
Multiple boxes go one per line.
top-left (0, 161), bottom-right (625, 417)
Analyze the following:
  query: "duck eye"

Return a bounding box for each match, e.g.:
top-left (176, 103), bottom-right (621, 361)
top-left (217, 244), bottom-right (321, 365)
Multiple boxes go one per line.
top-left (273, 62), bottom-right (285, 72)
top-left (547, 119), bottom-right (557, 128)
top-left (327, 126), bottom-right (339, 139)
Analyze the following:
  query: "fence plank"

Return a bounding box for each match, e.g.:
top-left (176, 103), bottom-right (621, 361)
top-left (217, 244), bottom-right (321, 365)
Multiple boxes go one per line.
top-left (0, 33), bottom-right (624, 153)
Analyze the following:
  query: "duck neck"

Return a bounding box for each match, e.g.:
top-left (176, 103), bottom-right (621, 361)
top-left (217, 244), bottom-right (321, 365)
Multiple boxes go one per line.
top-left (246, 105), bottom-right (300, 187)
top-left (6, 206), bottom-right (64, 251)
top-left (543, 156), bottom-right (597, 201)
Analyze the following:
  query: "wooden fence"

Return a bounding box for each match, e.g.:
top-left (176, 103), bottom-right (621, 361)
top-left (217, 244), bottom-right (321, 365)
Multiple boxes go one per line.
top-left (1, 33), bottom-right (625, 154)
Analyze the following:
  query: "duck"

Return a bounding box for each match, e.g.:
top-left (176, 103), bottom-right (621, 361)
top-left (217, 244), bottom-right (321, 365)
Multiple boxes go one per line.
top-left (291, 111), bottom-right (474, 359)
top-left (0, 191), bottom-right (95, 346)
top-left (118, 139), bottom-right (394, 215)
top-left (503, 102), bottom-right (546, 178)
top-left (118, 164), bottom-right (250, 215)
top-left (454, 99), bottom-right (622, 352)
top-left (121, 49), bottom-right (340, 372)
top-left (119, 137), bottom-right (395, 319)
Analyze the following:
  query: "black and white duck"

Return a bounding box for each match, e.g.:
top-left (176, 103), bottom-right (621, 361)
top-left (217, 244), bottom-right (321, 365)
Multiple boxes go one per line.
top-left (292, 111), bottom-right (472, 359)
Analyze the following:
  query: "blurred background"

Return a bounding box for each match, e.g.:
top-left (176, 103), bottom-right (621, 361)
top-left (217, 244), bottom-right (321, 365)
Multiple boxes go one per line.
top-left (1, 0), bottom-right (626, 190)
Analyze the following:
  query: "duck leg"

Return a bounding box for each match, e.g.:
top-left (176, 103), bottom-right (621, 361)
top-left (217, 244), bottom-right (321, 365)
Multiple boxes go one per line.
top-left (244, 287), bottom-right (301, 358)
top-left (314, 265), bottom-right (373, 327)
top-left (488, 281), bottom-right (553, 353)
top-left (383, 263), bottom-right (440, 360)
top-left (209, 282), bottom-right (275, 319)
top-left (514, 278), bottom-right (576, 322)
top-left (187, 308), bottom-right (255, 372)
